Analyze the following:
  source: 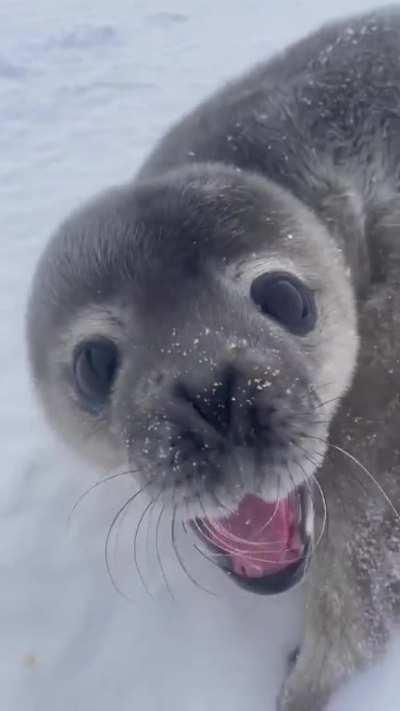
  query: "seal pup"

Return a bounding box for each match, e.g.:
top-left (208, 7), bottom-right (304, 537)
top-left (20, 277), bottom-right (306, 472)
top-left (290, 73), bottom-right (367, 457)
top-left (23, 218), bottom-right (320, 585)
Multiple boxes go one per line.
top-left (27, 6), bottom-right (400, 710)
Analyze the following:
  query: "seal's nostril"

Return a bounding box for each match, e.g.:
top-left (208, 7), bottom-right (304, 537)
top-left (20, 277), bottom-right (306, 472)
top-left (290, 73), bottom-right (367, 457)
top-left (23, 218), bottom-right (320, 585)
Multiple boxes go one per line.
top-left (175, 365), bottom-right (237, 435)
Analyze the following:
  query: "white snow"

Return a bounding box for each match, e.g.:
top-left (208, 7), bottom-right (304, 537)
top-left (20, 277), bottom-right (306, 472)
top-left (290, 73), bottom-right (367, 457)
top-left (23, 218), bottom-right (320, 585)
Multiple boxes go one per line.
top-left (1, 0), bottom-right (399, 709)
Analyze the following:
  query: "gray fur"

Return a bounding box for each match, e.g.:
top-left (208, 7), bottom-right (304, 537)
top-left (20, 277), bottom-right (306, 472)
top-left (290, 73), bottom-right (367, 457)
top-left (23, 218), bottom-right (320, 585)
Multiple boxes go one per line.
top-left (27, 6), bottom-right (400, 710)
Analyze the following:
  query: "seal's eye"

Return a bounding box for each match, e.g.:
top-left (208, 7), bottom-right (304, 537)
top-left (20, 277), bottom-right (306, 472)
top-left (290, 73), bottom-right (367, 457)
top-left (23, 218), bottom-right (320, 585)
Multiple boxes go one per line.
top-left (250, 271), bottom-right (316, 335)
top-left (73, 339), bottom-right (119, 411)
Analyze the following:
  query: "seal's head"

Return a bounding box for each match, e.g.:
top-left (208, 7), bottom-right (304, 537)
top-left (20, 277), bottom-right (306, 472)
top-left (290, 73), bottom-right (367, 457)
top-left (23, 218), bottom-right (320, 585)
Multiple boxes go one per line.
top-left (27, 163), bottom-right (358, 594)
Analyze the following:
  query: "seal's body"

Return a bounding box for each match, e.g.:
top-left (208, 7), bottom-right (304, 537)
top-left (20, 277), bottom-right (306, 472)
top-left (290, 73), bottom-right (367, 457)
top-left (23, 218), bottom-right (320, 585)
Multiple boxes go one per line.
top-left (27, 7), bottom-right (400, 710)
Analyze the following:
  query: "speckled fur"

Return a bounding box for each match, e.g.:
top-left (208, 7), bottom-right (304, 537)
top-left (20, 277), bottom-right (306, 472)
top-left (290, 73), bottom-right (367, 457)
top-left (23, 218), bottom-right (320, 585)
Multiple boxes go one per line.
top-left (27, 6), bottom-right (400, 710)
top-left (141, 9), bottom-right (400, 706)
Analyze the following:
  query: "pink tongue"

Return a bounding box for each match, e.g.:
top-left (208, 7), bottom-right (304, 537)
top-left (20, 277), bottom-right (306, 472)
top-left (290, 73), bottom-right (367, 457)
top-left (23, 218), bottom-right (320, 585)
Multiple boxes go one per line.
top-left (204, 494), bottom-right (303, 579)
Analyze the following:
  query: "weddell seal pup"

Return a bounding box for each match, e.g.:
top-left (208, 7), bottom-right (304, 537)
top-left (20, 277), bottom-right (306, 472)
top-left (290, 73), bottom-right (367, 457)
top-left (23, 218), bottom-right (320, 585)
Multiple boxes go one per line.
top-left (26, 5), bottom-right (400, 710)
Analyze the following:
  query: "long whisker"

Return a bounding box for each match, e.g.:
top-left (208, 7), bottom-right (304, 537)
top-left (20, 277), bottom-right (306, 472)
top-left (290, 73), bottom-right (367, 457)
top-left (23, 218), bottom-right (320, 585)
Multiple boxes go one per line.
top-left (192, 541), bottom-right (230, 570)
top-left (195, 495), bottom-right (290, 559)
top-left (171, 502), bottom-right (217, 596)
top-left (192, 497), bottom-right (301, 566)
top-left (188, 511), bottom-right (245, 578)
top-left (200, 521), bottom-right (290, 560)
top-left (303, 431), bottom-right (400, 522)
top-left (249, 461), bottom-right (282, 538)
top-left (182, 498), bottom-right (230, 570)
top-left (304, 419), bottom-right (331, 426)
top-left (292, 450), bottom-right (328, 551)
top-left (297, 451), bottom-right (328, 547)
top-left (294, 439), bottom-right (325, 470)
top-left (311, 474), bottom-right (328, 550)
top-left (155, 503), bottom-right (175, 599)
top-left (198, 502), bottom-right (288, 550)
top-left (209, 488), bottom-right (237, 517)
top-left (295, 445), bottom-right (329, 543)
top-left (253, 494), bottom-right (281, 537)
top-left (229, 443), bottom-right (246, 496)
top-left (133, 492), bottom-right (161, 597)
top-left (68, 469), bottom-right (137, 523)
top-left (330, 443), bottom-right (400, 522)
top-left (193, 514), bottom-right (294, 566)
top-left (313, 396), bottom-right (342, 411)
top-left (303, 433), bottom-right (369, 495)
top-left (104, 482), bottom-right (150, 599)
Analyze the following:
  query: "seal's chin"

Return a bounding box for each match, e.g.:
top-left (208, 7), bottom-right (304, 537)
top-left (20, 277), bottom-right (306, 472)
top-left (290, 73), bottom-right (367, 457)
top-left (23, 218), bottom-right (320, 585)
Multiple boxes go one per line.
top-left (192, 486), bottom-right (312, 595)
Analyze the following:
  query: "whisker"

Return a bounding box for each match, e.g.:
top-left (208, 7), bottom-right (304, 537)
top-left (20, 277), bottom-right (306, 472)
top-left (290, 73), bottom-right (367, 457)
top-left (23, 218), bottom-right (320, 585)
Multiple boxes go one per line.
top-left (194, 497), bottom-right (290, 558)
top-left (171, 502), bottom-right (217, 596)
top-left (192, 541), bottom-right (230, 570)
top-left (330, 443), bottom-right (400, 522)
top-left (199, 505), bottom-right (289, 550)
top-left (304, 433), bottom-right (370, 495)
top-left (305, 419), bottom-right (331, 426)
top-left (229, 444), bottom-right (246, 496)
top-left (294, 439), bottom-right (325, 469)
top-left (104, 482), bottom-right (150, 600)
top-left (183, 499), bottom-right (231, 568)
top-left (303, 432), bottom-right (399, 521)
top-left (181, 519), bottom-right (189, 535)
top-left (311, 473), bottom-right (328, 550)
top-left (155, 502), bottom-right (175, 599)
top-left (209, 488), bottom-right (237, 517)
top-left (145, 496), bottom-right (157, 563)
top-left (133, 492), bottom-right (161, 597)
top-left (191, 511), bottom-right (291, 563)
top-left (68, 469), bottom-right (137, 523)
top-left (293, 450), bottom-right (328, 549)
top-left (251, 464), bottom-right (282, 538)
top-left (313, 396), bottom-right (342, 411)
top-left (286, 456), bottom-right (299, 494)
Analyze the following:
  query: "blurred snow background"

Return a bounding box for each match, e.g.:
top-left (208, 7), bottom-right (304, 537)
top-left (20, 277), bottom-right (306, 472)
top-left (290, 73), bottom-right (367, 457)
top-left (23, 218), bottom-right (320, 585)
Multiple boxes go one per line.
top-left (1, 0), bottom-right (399, 709)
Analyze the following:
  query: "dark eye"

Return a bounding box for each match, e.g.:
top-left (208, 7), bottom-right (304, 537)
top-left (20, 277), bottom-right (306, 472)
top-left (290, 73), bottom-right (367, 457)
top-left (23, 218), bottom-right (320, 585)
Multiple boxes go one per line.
top-left (250, 271), bottom-right (316, 335)
top-left (73, 339), bottom-right (119, 411)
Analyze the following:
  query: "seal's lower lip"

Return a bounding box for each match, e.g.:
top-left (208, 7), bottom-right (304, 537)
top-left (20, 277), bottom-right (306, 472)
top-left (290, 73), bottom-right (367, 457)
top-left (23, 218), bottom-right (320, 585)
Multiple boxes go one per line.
top-left (223, 541), bottom-right (310, 595)
top-left (191, 485), bottom-right (312, 595)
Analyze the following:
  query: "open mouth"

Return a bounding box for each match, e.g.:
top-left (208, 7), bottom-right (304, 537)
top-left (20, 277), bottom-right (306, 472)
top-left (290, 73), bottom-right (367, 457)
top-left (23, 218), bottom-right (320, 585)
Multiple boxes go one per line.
top-left (192, 486), bottom-right (312, 594)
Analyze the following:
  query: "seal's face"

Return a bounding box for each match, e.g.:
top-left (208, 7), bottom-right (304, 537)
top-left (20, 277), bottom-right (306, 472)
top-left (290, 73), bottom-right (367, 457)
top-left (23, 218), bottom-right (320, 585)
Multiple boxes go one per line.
top-left (27, 165), bottom-right (359, 594)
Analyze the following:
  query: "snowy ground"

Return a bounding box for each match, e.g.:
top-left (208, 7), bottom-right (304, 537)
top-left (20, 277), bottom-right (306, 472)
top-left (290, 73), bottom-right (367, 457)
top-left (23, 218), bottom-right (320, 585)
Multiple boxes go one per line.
top-left (1, 1), bottom-right (400, 709)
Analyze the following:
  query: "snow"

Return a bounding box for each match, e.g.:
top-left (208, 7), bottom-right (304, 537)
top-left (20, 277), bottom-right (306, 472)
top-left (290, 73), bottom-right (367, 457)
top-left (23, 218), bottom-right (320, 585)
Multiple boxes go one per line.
top-left (1, 0), bottom-right (399, 709)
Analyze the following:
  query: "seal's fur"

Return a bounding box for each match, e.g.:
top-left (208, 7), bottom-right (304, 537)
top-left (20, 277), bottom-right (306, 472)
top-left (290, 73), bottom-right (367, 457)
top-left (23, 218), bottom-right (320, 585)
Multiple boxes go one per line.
top-left (27, 7), bottom-right (400, 709)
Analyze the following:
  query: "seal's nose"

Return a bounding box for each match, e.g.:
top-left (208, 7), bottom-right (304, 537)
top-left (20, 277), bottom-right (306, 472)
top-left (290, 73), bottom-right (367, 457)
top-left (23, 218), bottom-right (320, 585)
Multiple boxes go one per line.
top-left (174, 364), bottom-right (237, 435)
